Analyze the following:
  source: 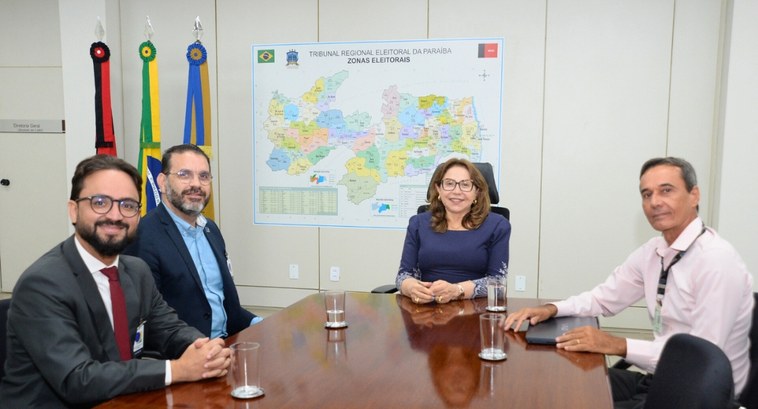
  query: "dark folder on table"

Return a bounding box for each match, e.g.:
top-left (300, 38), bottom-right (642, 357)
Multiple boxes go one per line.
top-left (525, 316), bottom-right (599, 345)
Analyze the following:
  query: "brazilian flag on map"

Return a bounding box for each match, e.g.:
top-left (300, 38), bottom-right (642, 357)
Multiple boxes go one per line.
top-left (258, 49), bottom-right (275, 63)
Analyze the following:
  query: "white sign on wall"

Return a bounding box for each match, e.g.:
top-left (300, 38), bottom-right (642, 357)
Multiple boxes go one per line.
top-left (0, 120), bottom-right (65, 134)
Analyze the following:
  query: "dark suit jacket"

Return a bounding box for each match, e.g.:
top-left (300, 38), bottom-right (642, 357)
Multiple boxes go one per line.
top-left (124, 204), bottom-right (255, 337)
top-left (0, 236), bottom-right (203, 408)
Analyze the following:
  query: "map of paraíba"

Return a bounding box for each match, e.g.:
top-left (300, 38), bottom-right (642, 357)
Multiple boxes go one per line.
top-left (263, 70), bottom-right (483, 205)
top-left (253, 39), bottom-right (503, 228)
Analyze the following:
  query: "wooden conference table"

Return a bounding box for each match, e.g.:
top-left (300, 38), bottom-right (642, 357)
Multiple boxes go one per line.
top-left (97, 293), bottom-right (612, 408)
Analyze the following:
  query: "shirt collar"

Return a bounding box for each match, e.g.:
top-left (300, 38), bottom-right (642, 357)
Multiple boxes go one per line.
top-left (669, 217), bottom-right (705, 251)
top-left (656, 217), bottom-right (704, 257)
top-left (74, 236), bottom-right (118, 274)
top-left (163, 202), bottom-right (207, 232)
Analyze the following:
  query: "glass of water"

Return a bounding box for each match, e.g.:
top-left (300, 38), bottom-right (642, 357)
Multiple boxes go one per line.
top-left (230, 342), bottom-right (264, 399)
top-left (324, 290), bottom-right (348, 329)
top-left (479, 313), bottom-right (507, 361)
top-left (486, 276), bottom-right (507, 312)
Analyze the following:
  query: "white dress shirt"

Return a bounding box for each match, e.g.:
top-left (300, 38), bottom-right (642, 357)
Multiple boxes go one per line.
top-left (73, 237), bottom-right (173, 385)
top-left (552, 218), bottom-right (753, 394)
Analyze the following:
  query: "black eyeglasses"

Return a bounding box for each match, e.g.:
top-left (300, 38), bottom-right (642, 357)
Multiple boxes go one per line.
top-left (440, 178), bottom-right (475, 192)
top-left (75, 195), bottom-right (141, 217)
top-left (165, 169), bottom-right (212, 185)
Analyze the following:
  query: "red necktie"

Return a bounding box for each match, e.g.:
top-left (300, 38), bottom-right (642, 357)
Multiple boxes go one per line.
top-left (101, 266), bottom-right (131, 361)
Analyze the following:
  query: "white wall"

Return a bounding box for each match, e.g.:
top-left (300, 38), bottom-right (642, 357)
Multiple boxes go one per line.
top-left (716, 0), bottom-right (758, 280)
top-left (2, 0), bottom-right (756, 331)
top-left (540, 1), bottom-right (674, 299)
top-left (0, 0), bottom-right (69, 290)
top-left (59, 0), bottom-right (125, 187)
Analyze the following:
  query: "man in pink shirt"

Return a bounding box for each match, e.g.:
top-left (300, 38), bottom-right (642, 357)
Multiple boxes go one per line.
top-left (504, 157), bottom-right (753, 409)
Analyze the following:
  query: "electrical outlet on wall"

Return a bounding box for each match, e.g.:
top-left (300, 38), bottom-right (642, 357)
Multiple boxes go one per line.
top-left (330, 266), bottom-right (340, 281)
top-left (515, 275), bottom-right (526, 292)
top-left (289, 264), bottom-right (299, 280)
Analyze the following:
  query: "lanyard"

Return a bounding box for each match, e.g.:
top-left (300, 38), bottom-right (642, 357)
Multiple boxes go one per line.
top-left (653, 223), bottom-right (707, 333)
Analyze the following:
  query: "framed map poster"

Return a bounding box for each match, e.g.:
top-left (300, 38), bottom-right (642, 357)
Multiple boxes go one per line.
top-left (252, 38), bottom-right (503, 229)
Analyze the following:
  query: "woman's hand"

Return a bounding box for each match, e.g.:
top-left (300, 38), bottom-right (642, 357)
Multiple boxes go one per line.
top-left (402, 279), bottom-right (468, 304)
top-left (401, 278), bottom-right (435, 304)
top-left (428, 280), bottom-right (460, 304)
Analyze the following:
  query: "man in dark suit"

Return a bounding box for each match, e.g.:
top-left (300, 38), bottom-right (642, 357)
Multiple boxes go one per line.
top-left (0, 154), bottom-right (231, 408)
top-left (125, 144), bottom-right (258, 338)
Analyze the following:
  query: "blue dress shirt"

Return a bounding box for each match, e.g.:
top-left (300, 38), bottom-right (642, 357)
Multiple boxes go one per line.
top-left (165, 206), bottom-right (229, 338)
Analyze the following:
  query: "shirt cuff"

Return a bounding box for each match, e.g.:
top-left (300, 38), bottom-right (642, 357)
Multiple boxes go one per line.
top-left (549, 301), bottom-right (568, 317)
top-left (165, 360), bottom-right (172, 385)
top-left (623, 338), bottom-right (656, 373)
top-left (251, 316), bottom-right (263, 325)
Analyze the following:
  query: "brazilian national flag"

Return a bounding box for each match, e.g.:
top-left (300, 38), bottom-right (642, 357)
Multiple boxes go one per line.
top-left (258, 49), bottom-right (275, 63)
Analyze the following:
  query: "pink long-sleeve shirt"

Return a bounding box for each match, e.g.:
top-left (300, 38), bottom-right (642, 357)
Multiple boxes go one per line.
top-left (552, 217), bottom-right (753, 394)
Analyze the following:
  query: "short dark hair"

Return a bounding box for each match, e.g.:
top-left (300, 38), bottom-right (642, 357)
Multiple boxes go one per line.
top-left (161, 144), bottom-right (210, 173)
top-left (640, 157), bottom-right (698, 192)
top-left (70, 155), bottom-right (142, 201)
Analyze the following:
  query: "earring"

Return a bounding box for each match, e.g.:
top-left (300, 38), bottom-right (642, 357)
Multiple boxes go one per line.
top-left (438, 195), bottom-right (441, 200)
top-left (473, 199), bottom-right (478, 205)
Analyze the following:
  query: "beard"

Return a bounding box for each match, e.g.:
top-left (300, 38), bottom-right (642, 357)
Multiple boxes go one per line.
top-left (165, 180), bottom-right (209, 217)
top-left (77, 219), bottom-right (134, 257)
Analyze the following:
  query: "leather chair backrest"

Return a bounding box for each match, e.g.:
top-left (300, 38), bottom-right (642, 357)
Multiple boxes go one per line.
top-left (738, 293), bottom-right (758, 409)
top-left (0, 298), bottom-right (11, 380)
top-left (472, 162), bottom-right (500, 205)
top-left (644, 333), bottom-right (735, 409)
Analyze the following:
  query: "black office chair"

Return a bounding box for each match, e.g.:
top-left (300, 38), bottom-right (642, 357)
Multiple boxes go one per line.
top-left (644, 333), bottom-right (736, 409)
top-left (738, 293), bottom-right (758, 409)
top-left (371, 162), bottom-right (509, 294)
top-left (0, 298), bottom-right (11, 380)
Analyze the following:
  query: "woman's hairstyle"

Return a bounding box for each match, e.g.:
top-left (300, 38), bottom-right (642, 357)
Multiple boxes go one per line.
top-left (427, 158), bottom-right (490, 232)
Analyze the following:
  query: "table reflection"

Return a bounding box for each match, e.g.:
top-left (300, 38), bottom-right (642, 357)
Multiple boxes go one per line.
top-left (479, 361), bottom-right (501, 398)
top-left (325, 328), bottom-right (347, 363)
top-left (429, 343), bottom-right (481, 407)
top-left (398, 296), bottom-right (505, 407)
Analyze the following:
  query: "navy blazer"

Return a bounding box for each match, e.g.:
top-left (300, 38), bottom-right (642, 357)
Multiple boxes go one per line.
top-left (0, 236), bottom-right (202, 407)
top-left (125, 203), bottom-right (255, 337)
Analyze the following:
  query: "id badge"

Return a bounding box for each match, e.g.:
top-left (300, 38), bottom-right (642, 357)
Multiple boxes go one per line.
top-left (133, 320), bottom-right (146, 356)
top-left (652, 305), bottom-right (663, 334)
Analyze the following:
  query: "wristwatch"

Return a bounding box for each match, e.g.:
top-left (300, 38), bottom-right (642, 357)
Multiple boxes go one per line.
top-left (456, 284), bottom-right (465, 300)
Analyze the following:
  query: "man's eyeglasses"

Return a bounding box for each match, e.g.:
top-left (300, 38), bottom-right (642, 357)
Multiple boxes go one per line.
top-left (440, 178), bottom-right (475, 192)
top-left (75, 195), bottom-right (141, 217)
top-left (165, 169), bottom-right (213, 185)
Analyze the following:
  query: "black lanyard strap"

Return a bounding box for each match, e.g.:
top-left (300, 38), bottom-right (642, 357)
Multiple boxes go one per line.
top-left (656, 224), bottom-right (707, 306)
